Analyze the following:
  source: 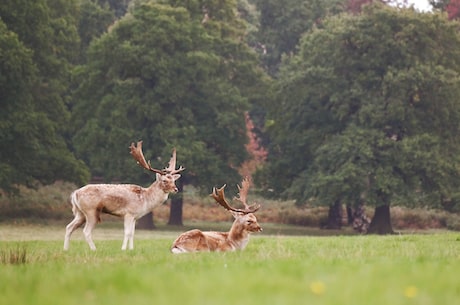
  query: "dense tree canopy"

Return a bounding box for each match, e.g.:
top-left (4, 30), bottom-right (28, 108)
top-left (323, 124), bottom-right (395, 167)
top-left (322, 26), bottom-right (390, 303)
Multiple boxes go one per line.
top-left (0, 0), bottom-right (90, 192)
top-left (252, 0), bottom-right (347, 76)
top-left (71, 0), bottom-right (267, 192)
top-left (259, 4), bottom-right (460, 216)
top-left (76, 0), bottom-right (116, 63)
top-left (3, 0), bottom-right (460, 231)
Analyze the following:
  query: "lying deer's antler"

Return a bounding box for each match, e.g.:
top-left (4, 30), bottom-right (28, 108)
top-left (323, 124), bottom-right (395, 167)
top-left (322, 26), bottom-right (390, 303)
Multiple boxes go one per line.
top-left (211, 179), bottom-right (260, 214)
top-left (235, 177), bottom-right (260, 212)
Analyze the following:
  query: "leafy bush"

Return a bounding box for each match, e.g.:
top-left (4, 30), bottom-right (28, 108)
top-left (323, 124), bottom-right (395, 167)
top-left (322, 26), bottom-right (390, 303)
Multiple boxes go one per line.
top-left (278, 207), bottom-right (328, 227)
top-left (0, 181), bottom-right (76, 221)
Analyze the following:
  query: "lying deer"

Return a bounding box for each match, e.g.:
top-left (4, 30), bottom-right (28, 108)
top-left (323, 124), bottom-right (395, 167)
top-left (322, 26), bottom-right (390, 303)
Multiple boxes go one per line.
top-left (64, 141), bottom-right (184, 251)
top-left (171, 178), bottom-right (262, 253)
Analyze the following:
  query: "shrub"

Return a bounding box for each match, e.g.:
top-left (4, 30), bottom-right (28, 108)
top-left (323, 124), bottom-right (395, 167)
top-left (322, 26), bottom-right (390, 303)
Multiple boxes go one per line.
top-left (390, 206), bottom-right (458, 230)
top-left (0, 181), bottom-right (76, 221)
top-left (278, 207), bottom-right (328, 227)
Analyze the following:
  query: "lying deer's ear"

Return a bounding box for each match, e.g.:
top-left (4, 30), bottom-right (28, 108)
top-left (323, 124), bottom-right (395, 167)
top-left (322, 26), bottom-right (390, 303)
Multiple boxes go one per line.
top-left (172, 174), bottom-right (181, 180)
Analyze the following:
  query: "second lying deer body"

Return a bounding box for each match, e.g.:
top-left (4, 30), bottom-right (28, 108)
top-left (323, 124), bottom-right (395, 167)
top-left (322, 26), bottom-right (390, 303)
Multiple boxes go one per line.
top-left (171, 178), bottom-right (262, 253)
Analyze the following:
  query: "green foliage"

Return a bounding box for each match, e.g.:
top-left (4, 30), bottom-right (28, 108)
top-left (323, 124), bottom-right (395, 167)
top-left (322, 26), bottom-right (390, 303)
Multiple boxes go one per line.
top-left (260, 4), bottom-right (460, 209)
top-left (0, 35), bottom-right (87, 191)
top-left (72, 0), bottom-right (267, 191)
top-left (252, 0), bottom-right (347, 76)
top-left (0, 229), bottom-right (459, 305)
top-left (0, 0), bottom-right (90, 192)
top-left (76, 0), bottom-right (116, 62)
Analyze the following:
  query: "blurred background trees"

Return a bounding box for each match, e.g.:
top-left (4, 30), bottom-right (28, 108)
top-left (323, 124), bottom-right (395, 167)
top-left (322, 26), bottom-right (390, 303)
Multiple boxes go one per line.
top-left (256, 3), bottom-right (460, 233)
top-left (0, 0), bottom-right (90, 193)
top-left (2, 0), bottom-right (460, 233)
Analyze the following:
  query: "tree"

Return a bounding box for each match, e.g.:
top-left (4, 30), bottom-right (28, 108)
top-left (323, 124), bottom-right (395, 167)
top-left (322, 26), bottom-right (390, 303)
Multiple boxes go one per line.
top-left (429, 0), bottom-right (449, 11)
top-left (429, 0), bottom-right (460, 19)
top-left (76, 0), bottom-right (116, 63)
top-left (259, 4), bottom-right (460, 233)
top-left (446, 0), bottom-right (460, 19)
top-left (0, 0), bottom-right (90, 193)
top-left (346, 0), bottom-right (405, 14)
top-left (252, 0), bottom-right (347, 76)
top-left (71, 0), bottom-right (267, 226)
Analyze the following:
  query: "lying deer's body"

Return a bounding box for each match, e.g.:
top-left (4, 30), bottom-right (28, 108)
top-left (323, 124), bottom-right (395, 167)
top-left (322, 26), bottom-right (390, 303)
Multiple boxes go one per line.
top-left (171, 179), bottom-right (262, 253)
top-left (171, 212), bottom-right (261, 253)
top-left (64, 142), bottom-right (183, 251)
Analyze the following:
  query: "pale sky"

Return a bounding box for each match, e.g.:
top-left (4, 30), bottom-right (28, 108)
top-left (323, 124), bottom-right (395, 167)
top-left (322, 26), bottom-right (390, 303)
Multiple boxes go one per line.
top-left (406, 0), bottom-right (432, 11)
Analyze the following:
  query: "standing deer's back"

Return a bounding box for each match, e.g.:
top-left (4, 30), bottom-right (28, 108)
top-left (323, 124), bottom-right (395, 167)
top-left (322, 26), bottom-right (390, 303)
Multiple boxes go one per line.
top-left (64, 141), bottom-right (184, 251)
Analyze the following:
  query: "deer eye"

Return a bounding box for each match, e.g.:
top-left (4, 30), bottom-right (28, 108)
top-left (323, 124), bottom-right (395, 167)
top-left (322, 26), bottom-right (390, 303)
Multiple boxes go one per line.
top-left (247, 220), bottom-right (253, 225)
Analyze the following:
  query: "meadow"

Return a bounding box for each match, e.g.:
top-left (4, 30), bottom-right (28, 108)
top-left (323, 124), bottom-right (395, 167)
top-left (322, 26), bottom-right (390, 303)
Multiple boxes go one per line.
top-left (1, 223), bottom-right (459, 305)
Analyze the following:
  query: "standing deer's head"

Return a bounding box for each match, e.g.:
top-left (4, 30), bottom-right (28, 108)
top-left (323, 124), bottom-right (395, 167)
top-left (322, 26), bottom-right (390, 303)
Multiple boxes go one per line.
top-left (130, 141), bottom-right (185, 193)
top-left (211, 177), bottom-right (262, 232)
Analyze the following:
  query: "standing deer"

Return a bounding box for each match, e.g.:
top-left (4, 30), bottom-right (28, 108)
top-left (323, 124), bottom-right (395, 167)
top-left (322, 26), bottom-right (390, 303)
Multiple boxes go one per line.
top-left (64, 141), bottom-right (184, 251)
top-left (171, 178), bottom-right (262, 253)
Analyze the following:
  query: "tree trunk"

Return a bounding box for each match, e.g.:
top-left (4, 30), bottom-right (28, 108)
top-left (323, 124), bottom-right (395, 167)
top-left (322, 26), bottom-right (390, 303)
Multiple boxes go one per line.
top-left (324, 199), bottom-right (343, 229)
top-left (168, 180), bottom-right (183, 226)
top-left (368, 204), bottom-right (394, 234)
top-left (346, 204), bottom-right (353, 225)
top-left (136, 212), bottom-right (155, 230)
top-left (352, 203), bottom-right (370, 234)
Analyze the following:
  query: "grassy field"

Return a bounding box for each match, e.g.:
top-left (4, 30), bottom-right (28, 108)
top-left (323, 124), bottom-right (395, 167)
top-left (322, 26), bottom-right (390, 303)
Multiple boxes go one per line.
top-left (0, 224), bottom-right (459, 305)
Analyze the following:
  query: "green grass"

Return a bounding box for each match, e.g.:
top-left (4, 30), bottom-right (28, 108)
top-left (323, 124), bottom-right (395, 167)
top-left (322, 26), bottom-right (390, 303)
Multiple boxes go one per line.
top-left (0, 224), bottom-right (459, 305)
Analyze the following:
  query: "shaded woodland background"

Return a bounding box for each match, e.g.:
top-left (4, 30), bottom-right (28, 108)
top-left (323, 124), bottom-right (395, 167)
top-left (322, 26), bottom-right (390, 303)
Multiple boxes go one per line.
top-left (2, 0), bottom-right (460, 234)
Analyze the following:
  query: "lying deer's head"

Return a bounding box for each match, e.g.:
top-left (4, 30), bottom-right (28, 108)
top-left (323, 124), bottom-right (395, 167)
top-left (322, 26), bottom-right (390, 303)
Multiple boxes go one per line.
top-left (211, 178), bottom-right (262, 233)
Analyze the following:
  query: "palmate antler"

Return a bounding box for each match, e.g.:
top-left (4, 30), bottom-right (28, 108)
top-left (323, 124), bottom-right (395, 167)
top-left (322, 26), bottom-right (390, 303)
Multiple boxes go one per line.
top-left (129, 141), bottom-right (185, 175)
top-left (165, 148), bottom-right (185, 174)
top-left (211, 177), bottom-right (260, 214)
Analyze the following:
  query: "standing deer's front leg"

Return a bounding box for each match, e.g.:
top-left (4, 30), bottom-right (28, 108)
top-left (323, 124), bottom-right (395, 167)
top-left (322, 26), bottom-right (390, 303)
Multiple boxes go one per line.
top-left (128, 217), bottom-right (136, 250)
top-left (122, 215), bottom-right (136, 250)
top-left (83, 211), bottom-right (98, 251)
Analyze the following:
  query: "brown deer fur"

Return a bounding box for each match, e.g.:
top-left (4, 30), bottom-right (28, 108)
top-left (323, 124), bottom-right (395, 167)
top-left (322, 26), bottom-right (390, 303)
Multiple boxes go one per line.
top-left (64, 142), bottom-right (183, 251)
top-left (171, 179), bottom-right (262, 253)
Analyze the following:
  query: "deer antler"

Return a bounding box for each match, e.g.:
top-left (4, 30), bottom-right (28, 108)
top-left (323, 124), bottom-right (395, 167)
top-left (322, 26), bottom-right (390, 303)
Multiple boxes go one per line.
top-left (211, 181), bottom-right (260, 214)
top-left (165, 148), bottom-right (185, 175)
top-left (234, 177), bottom-right (260, 211)
top-left (129, 141), bottom-right (166, 175)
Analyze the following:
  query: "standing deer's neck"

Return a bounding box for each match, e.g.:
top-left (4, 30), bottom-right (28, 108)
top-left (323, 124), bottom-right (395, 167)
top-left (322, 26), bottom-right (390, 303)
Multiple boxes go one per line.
top-left (228, 220), bottom-right (250, 250)
top-left (144, 180), bottom-right (169, 209)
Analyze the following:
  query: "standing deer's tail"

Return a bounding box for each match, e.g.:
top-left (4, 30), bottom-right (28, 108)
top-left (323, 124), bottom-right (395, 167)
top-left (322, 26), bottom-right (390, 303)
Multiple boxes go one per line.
top-left (70, 191), bottom-right (80, 216)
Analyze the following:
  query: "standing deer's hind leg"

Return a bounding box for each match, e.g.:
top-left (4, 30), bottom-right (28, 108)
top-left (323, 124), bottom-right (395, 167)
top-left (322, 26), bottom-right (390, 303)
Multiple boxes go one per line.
top-left (64, 210), bottom-right (85, 250)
